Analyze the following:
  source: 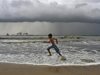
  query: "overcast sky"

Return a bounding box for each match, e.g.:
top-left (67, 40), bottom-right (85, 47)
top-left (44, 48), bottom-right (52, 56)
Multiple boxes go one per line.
top-left (0, 0), bottom-right (100, 35)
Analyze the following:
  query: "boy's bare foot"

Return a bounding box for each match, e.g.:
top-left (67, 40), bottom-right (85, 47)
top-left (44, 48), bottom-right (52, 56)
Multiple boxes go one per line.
top-left (60, 56), bottom-right (66, 60)
top-left (48, 54), bottom-right (52, 56)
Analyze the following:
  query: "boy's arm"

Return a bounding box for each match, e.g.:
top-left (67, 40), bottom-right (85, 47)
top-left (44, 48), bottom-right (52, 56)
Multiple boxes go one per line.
top-left (43, 40), bottom-right (50, 43)
top-left (43, 41), bottom-right (48, 43)
top-left (55, 38), bottom-right (58, 44)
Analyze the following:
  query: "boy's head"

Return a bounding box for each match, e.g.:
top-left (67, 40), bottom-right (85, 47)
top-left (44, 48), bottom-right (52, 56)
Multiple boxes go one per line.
top-left (48, 33), bottom-right (52, 38)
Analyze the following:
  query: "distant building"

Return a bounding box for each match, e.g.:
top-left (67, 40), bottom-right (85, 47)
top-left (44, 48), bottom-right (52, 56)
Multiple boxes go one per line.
top-left (17, 32), bottom-right (22, 36)
top-left (6, 33), bottom-right (9, 36)
top-left (23, 33), bottom-right (28, 36)
top-left (16, 32), bottom-right (29, 36)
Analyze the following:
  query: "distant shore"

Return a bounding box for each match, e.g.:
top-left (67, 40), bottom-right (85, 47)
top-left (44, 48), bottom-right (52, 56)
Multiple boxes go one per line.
top-left (0, 35), bottom-right (100, 43)
top-left (0, 63), bottom-right (100, 75)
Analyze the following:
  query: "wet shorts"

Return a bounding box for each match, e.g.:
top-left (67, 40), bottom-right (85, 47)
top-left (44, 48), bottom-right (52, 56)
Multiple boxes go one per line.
top-left (47, 44), bottom-right (60, 54)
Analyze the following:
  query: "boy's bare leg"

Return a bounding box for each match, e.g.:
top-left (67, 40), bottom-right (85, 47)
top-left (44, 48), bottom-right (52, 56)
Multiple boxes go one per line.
top-left (47, 49), bottom-right (52, 56)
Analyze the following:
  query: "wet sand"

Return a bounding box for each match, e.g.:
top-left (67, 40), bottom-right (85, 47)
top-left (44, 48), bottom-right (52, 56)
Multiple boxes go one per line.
top-left (0, 63), bottom-right (100, 75)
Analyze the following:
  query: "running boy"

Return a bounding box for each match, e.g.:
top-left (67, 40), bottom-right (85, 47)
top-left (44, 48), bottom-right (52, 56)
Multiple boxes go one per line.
top-left (47, 33), bottom-right (62, 56)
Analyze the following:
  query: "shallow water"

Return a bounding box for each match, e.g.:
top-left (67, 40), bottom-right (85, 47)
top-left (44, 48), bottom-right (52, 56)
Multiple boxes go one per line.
top-left (0, 39), bottom-right (100, 65)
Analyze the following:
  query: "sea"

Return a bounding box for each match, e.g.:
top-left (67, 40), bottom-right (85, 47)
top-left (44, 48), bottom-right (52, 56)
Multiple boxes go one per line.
top-left (0, 35), bottom-right (100, 66)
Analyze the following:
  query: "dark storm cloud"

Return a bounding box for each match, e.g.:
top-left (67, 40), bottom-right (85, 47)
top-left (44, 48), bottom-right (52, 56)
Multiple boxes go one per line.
top-left (92, 8), bottom-right (100, 12)
top-left (11, 0), bottom-right (33, 7)
top-left (0, 0), bottom-right (100, 23)
top-left (83, 0), bottom-right (100, 3)
top-left (75, 3), bottom-right (88, 8)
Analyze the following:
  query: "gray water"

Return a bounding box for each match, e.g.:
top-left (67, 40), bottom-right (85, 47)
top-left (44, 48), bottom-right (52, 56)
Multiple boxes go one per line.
top-left (0, 37), bottom-right (100, 65)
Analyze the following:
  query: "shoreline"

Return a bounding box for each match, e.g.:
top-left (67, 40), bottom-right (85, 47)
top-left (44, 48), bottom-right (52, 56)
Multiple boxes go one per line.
top-left (0, 63), bottom-right (100, 75)
top-left (1, 62), bottom-right (100, 66)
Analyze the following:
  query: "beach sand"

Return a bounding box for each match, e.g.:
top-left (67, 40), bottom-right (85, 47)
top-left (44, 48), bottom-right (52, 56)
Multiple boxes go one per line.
top-left (0, 63), bottom-right (100, 75)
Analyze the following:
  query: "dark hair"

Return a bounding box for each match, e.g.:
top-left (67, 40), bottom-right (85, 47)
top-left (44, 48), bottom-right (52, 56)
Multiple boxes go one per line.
top-left (48, 33), bottom-right (52, 38)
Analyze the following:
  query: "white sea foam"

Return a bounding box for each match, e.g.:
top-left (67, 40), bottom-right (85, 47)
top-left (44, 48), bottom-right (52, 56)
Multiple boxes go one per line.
top-left (0, 39), bottom-right (100, 66)
top-left (0, 61), bottom-right (100, 67)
